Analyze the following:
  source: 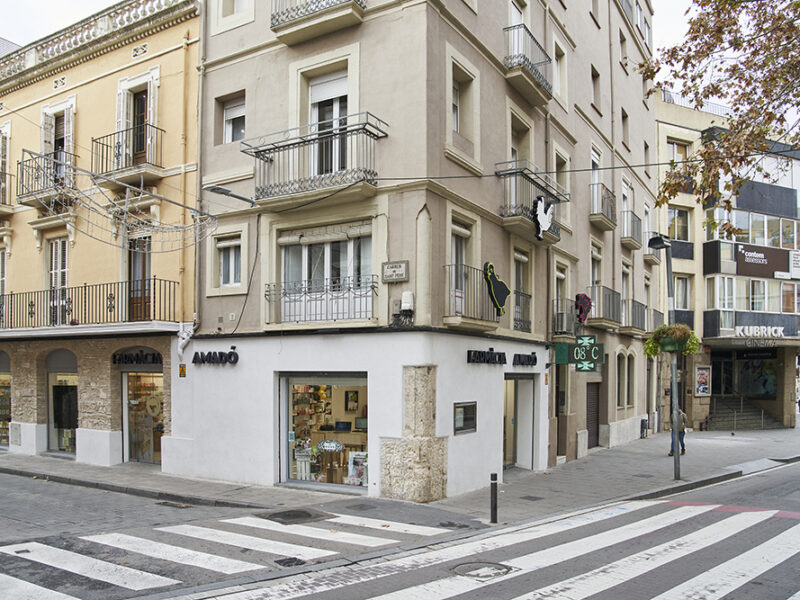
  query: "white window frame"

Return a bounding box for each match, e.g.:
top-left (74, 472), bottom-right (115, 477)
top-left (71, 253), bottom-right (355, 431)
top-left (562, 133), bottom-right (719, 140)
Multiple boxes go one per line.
top-left (0, 120), bottom-right (9, 206)
top-left (675, 276), bottom-right (690, 311)
top-left (223, 98), bottom-right (246, 144)
top-left (445, 44), bottom-right (481, 172)
top-left (218, 236), bottom-right (242, 287)
top-left (206, 224), bottom-right (248, 296)
top-left (210, 0), bottom-right (254, 35)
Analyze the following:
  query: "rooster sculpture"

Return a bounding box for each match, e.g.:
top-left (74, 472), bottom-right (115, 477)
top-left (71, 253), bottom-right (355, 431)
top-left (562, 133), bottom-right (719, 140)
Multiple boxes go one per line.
top-left (534, 195), bottom-right (554, 241)
top-left (483, 262), bottom-right (511, 316)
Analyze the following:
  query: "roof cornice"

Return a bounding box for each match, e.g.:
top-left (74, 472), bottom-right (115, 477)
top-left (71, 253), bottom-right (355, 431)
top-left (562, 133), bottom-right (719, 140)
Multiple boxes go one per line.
top-left (0, 0), bottom-right (197, 96)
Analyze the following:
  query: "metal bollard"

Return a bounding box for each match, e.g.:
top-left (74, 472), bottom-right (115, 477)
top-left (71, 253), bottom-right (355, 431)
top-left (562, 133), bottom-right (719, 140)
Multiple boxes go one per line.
top-left (490, 473), bottom-right (498, 524)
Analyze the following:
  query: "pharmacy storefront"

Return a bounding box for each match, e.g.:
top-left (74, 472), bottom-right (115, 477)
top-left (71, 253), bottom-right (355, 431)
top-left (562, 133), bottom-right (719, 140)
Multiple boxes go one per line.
top-left (165, 332), bottom-right (549, 500)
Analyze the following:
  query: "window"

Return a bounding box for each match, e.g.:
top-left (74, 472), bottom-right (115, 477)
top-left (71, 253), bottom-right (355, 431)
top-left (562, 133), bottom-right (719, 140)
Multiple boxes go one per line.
top-left (733, 210), bottom-right (749, 243)
top-left (782, 219), bottom-right (796, 249)
top-left (591, 0), bottom-right (599, 18)
top-left (750, 213), bottom-right (765, 246)
top-left (621, 108), bottom-right (629, 147)
top-left (222, 0), bottom-right (248, 17)
top-left (454, 402), bottom-right (477, 434)
top-left (782, 282), bottom-right (796, 313)
top-left (767, 215), bottom-right (781, 248)
top-left (591, 242), bottom-right (602, 286)
top-left (590, 148), bottom-right (601, 212)
top-left (310, 71), bottom-right (348, 176)
top-left (218, 236), bottom-right (241, 286)
top-left (514, 250), bottom-right (530, 332)
top-left (116, 69), bottom-right (158, 168)
top-left (553, 42), bottom-right (567, 99)
top-left (451, 223), bottom-right (470, 315)
top-left (627, 356), bottom-right (635, 407)
top-left (0, 129), bottom-right (8, 205)
top-left (451, 65), bottom-right (474, 141)
top-left (446, 45), bottom-right (480, 168)
top-left (619, 31), bottom-right (627, 67)
top-left (736, 278), bottom-right (749, 311)
top-left (452, 82), bottom-right (460, 134)
top-left (635, 1), bottom-right (643, 28)
top-left (675, 276), bottom-right (690, 310)
top-left (668, 207), bottom-right (689, 241)
top-left (621, 266), bottom-right (630, 325)
top-left (667, 140), bottom-right (689, 165)
top-left (554, 150), bottom-right (570, 225)
top-left (617, 355), bottom-right (625, 407)
top-left (768, 280), bottom-right (780, 313)
top-left (49, 237), bottom-right (69, 326)
top-left (750, 280), bottom-right (765, 311)
top-left (643, 141), bottom-right (650, 176)
top-left (0, 249), bottom-right (5, 296)
top-left (591, 66), bottom-right (601, 112)
top-left (643, 20), bottom-right (651, 46)
top-left (223, 97), bottom-right (245, 144)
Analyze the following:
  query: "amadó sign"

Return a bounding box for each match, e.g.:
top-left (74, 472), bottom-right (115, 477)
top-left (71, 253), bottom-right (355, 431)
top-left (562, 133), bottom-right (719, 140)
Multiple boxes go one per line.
top-left (192, 346), bottom-right (240, 365)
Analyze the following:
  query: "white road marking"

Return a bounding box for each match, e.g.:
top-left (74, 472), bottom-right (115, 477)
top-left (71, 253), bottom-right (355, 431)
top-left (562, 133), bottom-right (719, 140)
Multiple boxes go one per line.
top-left (366, 504), bottom-right (719, 600)
top-left (209, 501), bottom-right (662, 600)
top-left (223, 516), bottom-right (398, 547)
top-left (0, 572), bottom-right (77, 599)
top-left (0, 542), bottom-right (179, 591)
top-left (81, 533), bottom-right (262, 574)
top-left (156, 524), bottom-right (338, 560)
top-left (513, 509), bottom-right (776, 599)
top-left (327, 514), bottom-right (450, 536)
top-left (651, 522), bottom-right (800, 600)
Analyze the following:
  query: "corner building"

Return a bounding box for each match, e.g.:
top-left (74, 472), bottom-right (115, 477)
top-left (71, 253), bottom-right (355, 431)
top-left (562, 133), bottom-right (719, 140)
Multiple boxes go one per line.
top-left (168, 0), bottom-right (661, 500)
top-left (655, 94), bottom-right (798, 432)
top-left (0, 0), bottom-right (199, 465)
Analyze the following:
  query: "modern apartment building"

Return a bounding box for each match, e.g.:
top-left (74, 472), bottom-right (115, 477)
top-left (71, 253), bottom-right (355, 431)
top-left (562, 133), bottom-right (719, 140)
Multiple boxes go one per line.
top-left (0, 0), bottom-right (199, 465)
top-left (655, 93), bottom-right (799, 433)
top-left (166, 0), bottom-right (661, 501)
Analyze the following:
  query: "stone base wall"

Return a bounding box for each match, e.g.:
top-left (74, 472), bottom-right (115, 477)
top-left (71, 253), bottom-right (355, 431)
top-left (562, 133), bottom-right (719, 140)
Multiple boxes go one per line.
top-left (379, 365), bottom-right (447, 503)
top-left (2, 335), bottom-right (172, 434)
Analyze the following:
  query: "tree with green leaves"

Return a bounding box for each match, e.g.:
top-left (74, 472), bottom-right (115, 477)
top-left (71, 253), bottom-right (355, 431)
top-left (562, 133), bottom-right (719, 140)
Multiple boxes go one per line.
top-left (640, 0), bottom-right (800, 237)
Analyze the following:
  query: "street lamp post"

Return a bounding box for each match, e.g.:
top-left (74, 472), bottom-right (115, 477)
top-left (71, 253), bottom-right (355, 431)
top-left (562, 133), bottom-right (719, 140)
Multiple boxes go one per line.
top-left (649, 233), bottom-right (680, 480)
top-left (202, 185), bottom-right (256, 207)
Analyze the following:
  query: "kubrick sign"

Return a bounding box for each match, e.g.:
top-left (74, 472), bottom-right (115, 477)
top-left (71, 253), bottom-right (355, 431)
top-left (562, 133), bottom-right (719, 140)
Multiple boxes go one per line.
top-left (735, 326), bottom-right (785, 338)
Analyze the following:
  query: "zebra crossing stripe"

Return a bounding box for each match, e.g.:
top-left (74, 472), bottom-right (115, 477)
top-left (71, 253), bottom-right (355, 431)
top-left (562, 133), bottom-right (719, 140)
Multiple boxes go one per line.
top-left (205, 501), bottom-right (661, 600)
top-left (81, 533), bottom-right (262, 574)
top-left (0, 572), bottom-right (77, 599)
top-left (0, 542), bottom-right (179, 591)
top-left (156, 524), bottom-right (338, 560)
top-left (364, 504), bottom-right (719, 600)
top-left (327, 514), bottom-right (450, 536)
top-left (511, 509), bottom-right (776, 600)
top-left (650, 522), bottom-right (800, 600)
top-left (223, 516), bottom-right (399, 547)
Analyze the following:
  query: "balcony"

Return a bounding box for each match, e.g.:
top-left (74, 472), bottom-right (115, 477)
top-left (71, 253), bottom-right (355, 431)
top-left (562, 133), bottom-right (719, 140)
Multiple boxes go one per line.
top-left (0, 278), bottom-right (178, 330)
top-left (16, 150), bottom-right (78, 208)
top-left (496, 160), bottom-right (570, 245)
top-left (620, 299), bottom-right (646, 337)
top-left (643, 245), bottom-right (661, 265)
top-left (264, 275), bottom-right (377, 324)
top-left (503, 24), bottom-right (553, 107)
top-left (91, 123), bottom-right (166, 189)
top-left (270, 0), bottom-right (366, 45)
top-left (647, 309), bottom-right (664, 332)
top-left (620, 210), bottom-right (642, 250)
top-left (0, 174), bottom-right (13, 217)
top-left (513, 291), bottom-right (531, 333)
top-left (443, 264), bottom-right (500, 331)
top-left (552, 298), bottom-right (577, 339)
top-left (586, 284), bottom-right (621, 330)
top-left (589, 183), bottom-right (616, 231)
top-left (241, 112), bottom-right (387, 211)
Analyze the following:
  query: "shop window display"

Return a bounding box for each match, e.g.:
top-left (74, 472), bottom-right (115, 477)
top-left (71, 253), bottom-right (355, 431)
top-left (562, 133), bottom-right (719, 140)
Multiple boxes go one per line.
top-left (290, 381), bottom-right (368, 486)
top-left (0, 374), bottom-right (10, 445)
top-left (127, 373), bottom-right (164, 463)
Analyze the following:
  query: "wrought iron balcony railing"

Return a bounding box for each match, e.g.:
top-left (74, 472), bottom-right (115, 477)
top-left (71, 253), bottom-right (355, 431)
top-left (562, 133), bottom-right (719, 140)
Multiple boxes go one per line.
top-left (552, 298), bottom-right (576, 336)
top-left (270, 0), bottom-right (366, 28)
top-left (264, 275), bottom-right (377, 323)
top-left (503, 24), bottom-right (552, 95)
top-left (587, 284), bottom-right (621, 323)
top-left (647, 308), bottom-right (664, 332)
top-left (514, 290), bottom-right (531, 332)
top-left (0, 173), bottom-right (9, 206)
top-left (241, 112), bottom-right (387, 201)
top-left (17, 150), bottom-right (78, 198)
top-left (0, 277), bottom-right (178, 329)
top-left (444, 264), bottom-right (500, 323)
top-left (589, 182), bottom-right (617, 224)
top-left (622, 299), bottom-right (646, 331)
top-left (620, 210), bottom-right (642, 245)
top-left (91, 123), bottom-right (164, 174)
top-left (496, 159), bottom-right (570, 205)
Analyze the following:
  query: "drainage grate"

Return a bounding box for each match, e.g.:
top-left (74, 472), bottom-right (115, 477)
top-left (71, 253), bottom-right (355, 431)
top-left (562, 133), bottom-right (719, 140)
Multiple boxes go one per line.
top-left (520, 495), bottom-right (543, 502)
top-left (156, 501), bottom-right (192, 509)
top-left (258, 508), bottom-right (330, 525)
top-left (453, 562), bottom-right (514, 581)
top-left (275, 557), bottom-right (306, 568)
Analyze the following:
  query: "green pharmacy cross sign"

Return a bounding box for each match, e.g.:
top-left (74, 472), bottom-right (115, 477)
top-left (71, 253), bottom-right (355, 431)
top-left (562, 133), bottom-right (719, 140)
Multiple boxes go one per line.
top-left (552, 335), bottom-right (605, 371)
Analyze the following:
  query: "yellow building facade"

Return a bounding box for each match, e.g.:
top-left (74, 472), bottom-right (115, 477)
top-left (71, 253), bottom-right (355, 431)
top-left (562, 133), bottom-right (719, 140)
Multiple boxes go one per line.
top-left (0, 0), bottom-right (199, 465)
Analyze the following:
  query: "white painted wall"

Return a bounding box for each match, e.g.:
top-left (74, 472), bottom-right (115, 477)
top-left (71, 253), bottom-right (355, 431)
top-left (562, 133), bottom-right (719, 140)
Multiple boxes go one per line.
top-left (164, 331), bottom-right (548, 498)
top-left (76, 428), bottom-right (122, 466)
top-left (9, 422), bottom-right (46, 455)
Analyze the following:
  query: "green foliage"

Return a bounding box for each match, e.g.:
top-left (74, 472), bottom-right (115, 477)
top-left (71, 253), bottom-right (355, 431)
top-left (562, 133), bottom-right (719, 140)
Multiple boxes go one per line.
top-left (644, 323), bottom-right (701, 358)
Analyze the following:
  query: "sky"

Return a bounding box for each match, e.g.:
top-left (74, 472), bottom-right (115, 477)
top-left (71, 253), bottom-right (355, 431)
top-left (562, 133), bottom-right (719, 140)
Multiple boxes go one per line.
top-left (1, 0), bottom-right (693, 51)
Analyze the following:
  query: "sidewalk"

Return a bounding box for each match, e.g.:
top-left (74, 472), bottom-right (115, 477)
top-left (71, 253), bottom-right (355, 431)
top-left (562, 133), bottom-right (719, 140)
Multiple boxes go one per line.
top-left (1, 428), bottom-right (798, 527)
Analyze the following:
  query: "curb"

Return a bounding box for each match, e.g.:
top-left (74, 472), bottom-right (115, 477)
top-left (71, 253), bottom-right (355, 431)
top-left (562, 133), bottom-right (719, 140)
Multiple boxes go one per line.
top-left (0, 465), bottom-right (269, 510)
top-left (627, 470), bottom-right (744, 500)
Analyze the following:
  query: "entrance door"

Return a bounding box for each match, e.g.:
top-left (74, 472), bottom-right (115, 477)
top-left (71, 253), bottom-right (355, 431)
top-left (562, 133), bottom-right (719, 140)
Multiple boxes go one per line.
top-left (126, 373), bottom-right (163, 463)
top-left (48, 373), bottom-right (78, 453)
top-left (129, 237), bottom-right (151, 321)
top-left (132, 89), bottom-right (148, 165)
top-left (503, 380), bottom-right (517, 467)
top-left (586, 382), bottom-right (600, 448)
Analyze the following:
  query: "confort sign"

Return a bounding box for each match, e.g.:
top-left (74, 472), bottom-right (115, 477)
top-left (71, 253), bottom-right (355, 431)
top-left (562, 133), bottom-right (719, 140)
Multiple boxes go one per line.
top-left (735, 326), bottom-right (785, 338)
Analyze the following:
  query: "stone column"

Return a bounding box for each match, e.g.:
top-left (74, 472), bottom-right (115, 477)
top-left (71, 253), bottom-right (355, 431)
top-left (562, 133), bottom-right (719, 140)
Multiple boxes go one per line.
top-left (380, 366), bottom-right (447, 502)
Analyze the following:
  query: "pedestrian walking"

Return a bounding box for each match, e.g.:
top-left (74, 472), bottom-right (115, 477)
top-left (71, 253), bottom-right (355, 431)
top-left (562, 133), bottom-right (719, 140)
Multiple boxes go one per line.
top-left (668, 408), bottom-right (687, 456)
